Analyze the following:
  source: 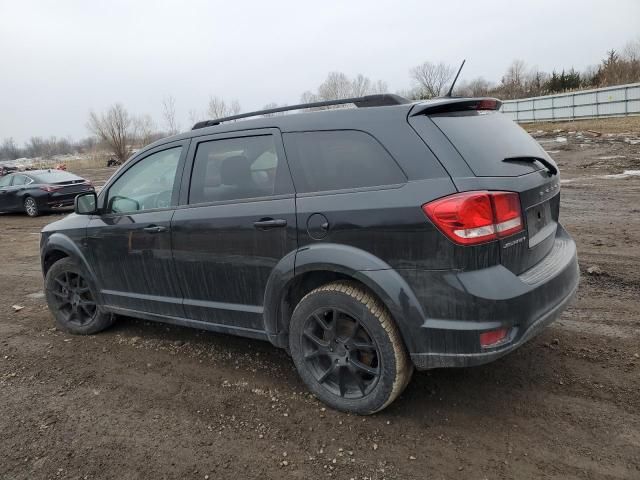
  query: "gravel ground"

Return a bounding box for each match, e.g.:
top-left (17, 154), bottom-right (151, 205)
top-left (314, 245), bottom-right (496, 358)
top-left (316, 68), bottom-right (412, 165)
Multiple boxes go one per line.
top-left (0, 131), bottom-right (639, 479)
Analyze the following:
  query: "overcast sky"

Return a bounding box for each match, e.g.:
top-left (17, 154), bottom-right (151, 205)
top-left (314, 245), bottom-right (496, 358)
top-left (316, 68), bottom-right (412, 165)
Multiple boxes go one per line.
top-left (1, 0), bottom-right (638, 144)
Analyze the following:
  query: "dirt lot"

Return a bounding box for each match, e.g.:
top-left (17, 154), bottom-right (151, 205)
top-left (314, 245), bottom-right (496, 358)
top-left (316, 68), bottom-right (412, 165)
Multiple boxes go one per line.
top-left (1, 126), bottom-right (639, 479)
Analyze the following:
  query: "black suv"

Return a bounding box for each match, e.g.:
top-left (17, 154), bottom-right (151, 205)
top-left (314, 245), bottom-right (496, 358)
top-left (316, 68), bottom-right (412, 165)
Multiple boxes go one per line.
top-left (40, 95), bottom-right (579, 414)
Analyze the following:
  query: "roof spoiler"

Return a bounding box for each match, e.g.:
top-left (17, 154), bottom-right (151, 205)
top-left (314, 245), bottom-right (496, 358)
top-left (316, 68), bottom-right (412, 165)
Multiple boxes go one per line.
top-left (192, 94), bottom-right (410, 130)
top-left (409, 97), bottom-right (502, 117)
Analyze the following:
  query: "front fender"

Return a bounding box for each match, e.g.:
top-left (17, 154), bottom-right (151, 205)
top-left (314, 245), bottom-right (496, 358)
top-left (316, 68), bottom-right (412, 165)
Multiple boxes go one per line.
top-left (263, 243), bottom-right (428, 354)
top-left (41, 232), bottom-right (102, 302)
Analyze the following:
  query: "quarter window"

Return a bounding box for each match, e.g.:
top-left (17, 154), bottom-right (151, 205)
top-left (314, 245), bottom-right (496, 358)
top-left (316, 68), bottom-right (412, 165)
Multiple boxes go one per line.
top-left (284, 130), bottom-right (406, 193)
top-left (189, 135), bottom-right (284, 204)
top-left (106, 147), bottom-right (182, 213)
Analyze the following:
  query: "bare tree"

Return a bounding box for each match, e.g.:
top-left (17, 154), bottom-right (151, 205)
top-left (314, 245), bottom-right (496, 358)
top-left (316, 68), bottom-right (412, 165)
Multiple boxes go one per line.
top-left (299, 90), bottom-right (319, 108)
top-left (500, 60), bottom-right (528, 98)
top-left (317, 72), bottom-right (353, 101)
top-left (161, 95), bottom-right (180, 135)
top-left (623, 37), bottom-right (640, 61)
top-left (87, 103), bottom-right (133, 162)
top-left (410, 61), bottom-right (455, 98)
top-left (302, 72), bottom-right (390, 111)
top-left (455, 77), bottom-right (492, 97)
top-left (0, 138), bottom-right (20, 160)
top-left (133, 114), bottom-right (157, 146)
top-left (25, 137), bottom-right (46, 157)
top-left (351, 74), bottom-right (372, 97)
top-left (207, 96), bottom-right (241, 119)
top-left (371, 79), bottom-right (389, 95)
top-left (188, 109), bottom-right (206, 126)
top-left (261, 102), bottom-right (287, 117)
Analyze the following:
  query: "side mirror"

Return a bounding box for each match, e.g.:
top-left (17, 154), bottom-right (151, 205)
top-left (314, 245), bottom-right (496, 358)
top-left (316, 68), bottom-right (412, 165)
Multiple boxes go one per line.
top-left (75, 192), bottom-right (98, 215)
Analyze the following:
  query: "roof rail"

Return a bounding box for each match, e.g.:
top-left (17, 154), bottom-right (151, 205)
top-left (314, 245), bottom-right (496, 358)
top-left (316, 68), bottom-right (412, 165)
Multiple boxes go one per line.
top-left (192, 94), bottom-right (410, 130)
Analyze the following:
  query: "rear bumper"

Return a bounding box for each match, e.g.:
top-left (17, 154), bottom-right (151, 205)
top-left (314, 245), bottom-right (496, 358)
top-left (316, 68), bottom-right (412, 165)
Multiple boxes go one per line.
top-left (401, 225), bottom-right (579, 369)
top-left (410, 279), bottom-right (578, 369)
top-left (44, 190), bottom-right (92, 209)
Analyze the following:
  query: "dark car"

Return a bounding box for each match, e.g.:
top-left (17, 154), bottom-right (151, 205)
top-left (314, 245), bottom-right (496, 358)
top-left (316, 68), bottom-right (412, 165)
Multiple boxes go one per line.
top-left (40, 94), bottom-right (579, 414)
top-left (0, 169), bottom-right (94, 217)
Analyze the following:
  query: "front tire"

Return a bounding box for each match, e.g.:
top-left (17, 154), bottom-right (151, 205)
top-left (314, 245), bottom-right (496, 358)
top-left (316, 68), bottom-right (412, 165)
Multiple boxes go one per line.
top-left (44, 257), bottom-right (114, 335)
top-left (23, 196), bottom-right (40, 217)
top-left (289, 281), bottom-right (413, 415)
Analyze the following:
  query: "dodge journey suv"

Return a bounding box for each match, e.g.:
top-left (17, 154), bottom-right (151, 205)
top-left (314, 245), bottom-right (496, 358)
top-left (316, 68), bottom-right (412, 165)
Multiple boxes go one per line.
top-left (40, 94), bottom-right (579, 414)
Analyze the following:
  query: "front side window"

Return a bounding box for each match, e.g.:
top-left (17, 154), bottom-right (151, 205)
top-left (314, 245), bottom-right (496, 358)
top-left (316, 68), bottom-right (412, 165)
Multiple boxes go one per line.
top-left (0, 175), bottom-right (12, 187)
top-left (284, 130), bottom-right (406, 193)
top-left (106, 147), bottom-right (181, 213)
top-left (189, 135), bottom-right (283, 204)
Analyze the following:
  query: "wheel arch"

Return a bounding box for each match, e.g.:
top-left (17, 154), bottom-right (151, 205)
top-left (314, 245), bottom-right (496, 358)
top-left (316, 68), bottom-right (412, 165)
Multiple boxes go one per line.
top-left (41, 233), bottom-right (102, 301)
top-left (263, 244), bottom-right (428, 354)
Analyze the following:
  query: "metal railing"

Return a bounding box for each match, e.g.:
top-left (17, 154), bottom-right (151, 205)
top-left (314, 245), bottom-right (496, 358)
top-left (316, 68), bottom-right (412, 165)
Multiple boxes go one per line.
top-left (500, 82), bottom-right (640, 123)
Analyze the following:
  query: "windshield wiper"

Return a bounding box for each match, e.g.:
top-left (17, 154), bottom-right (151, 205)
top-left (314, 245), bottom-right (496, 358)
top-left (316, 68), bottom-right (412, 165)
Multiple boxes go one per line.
top-left (503, 156), bottom-right (558, 176)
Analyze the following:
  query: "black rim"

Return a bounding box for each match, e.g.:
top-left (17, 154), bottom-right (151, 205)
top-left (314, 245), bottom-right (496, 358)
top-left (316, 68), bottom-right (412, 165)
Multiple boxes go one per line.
top-left (49, 271), bottom-right (97, 326)
top-left (302, 307), bottom-right (381, 399)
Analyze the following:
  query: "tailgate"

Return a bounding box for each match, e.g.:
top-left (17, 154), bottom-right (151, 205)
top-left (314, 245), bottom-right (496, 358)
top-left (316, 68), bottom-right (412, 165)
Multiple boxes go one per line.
top-left (408, 101), bottom-right (562, 275)
top-left (500, 178), bottom-right (561, 274)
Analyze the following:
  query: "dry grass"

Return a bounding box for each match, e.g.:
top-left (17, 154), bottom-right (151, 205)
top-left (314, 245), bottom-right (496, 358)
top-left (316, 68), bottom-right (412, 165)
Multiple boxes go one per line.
top-left (27, 150), bottom-right (109, 171)
top-left (521, 115), bottom-right (640, 135)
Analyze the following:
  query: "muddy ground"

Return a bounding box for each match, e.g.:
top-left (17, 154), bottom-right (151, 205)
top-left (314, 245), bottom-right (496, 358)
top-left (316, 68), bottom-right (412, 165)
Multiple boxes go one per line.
top-left (1, 130), bottom-right (639, 479)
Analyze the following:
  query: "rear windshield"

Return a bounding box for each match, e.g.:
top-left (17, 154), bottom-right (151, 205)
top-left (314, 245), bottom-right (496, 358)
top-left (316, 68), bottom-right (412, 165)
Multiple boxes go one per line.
top-left (32, 170), bottom-right (83, 184)
top-left (430, 111), bottom-right (547, 177)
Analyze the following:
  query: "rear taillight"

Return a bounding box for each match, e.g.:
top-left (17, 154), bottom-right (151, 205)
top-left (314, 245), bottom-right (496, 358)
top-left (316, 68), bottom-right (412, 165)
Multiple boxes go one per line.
top-left (422, 191), bottom-right (523, 245)
top-left (40, 185), bottom-right (62, 193)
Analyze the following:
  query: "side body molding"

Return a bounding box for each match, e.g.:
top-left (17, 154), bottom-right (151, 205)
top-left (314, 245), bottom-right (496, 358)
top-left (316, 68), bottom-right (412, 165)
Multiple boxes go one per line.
top-left (263, 243), bottom-right (428, 353)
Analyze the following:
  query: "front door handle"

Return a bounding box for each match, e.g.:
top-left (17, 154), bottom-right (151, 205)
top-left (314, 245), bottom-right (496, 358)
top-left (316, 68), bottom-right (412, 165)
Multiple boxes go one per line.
top-left (143, 225), bottom-right (167, 233)
top-left (253, 218), bottom-right (287, 230)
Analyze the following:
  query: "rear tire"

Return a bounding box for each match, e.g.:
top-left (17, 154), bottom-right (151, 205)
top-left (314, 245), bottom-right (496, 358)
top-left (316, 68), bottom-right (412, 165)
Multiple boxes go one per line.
top-left (24, 196), bottom-right (39, 217)
top-left (44, 257), bottom-right (114, 335)
top-left (289, 281), bottom-right (413, 415)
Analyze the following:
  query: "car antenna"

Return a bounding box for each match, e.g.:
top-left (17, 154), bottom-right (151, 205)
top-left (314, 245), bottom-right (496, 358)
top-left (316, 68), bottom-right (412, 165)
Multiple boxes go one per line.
top-left (445, 59), bottom-right (466, 97)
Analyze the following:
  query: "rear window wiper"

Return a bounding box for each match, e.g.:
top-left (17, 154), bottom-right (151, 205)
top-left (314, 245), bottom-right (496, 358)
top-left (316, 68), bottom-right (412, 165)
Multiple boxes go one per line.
top-left (503, 156), bottom-right (558, 176)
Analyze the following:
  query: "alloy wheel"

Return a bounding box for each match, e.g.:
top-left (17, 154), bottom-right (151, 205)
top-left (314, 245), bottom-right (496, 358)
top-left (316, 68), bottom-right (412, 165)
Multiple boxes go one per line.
top-left (48, 271), bottom-right (97, 326)
top-left (24, 197), bottom-right (37, 216)
top-left (302, 307), bottom-right (381, 399)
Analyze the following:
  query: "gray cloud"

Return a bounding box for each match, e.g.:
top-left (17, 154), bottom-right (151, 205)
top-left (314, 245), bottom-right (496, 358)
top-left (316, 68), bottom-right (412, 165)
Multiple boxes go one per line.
top-left (1, 0), bottom-right (638, 143)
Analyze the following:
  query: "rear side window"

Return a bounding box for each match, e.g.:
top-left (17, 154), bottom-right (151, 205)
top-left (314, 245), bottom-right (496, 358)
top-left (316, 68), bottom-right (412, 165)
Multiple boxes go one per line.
top-left (284, 130), bottom-right (406, 193)
top-left (11, 175), bottom-right (30, 186)
top-left (189, 135), bottom-right (289, 204)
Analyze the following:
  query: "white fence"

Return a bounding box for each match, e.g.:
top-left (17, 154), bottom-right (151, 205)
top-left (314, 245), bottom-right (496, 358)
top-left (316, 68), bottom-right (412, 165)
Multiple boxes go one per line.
top-left (500, 82), bottom-right (640, 123)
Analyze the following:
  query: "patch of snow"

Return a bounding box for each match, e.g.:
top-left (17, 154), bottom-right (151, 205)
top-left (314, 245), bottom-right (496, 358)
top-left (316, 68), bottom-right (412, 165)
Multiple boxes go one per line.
top-left (597, 155), bottom-right (626, 160)
top-left (603, 170), bottom-right (640, 179)
top-left (555, 136), bottom-right (567, 143)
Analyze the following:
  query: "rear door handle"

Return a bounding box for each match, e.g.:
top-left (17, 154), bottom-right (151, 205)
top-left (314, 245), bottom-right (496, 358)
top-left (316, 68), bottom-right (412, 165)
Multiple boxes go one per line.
top-left (143, 225), bottom-right (167, 233)
top-left (253, 218), bottom-right (287, 230)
